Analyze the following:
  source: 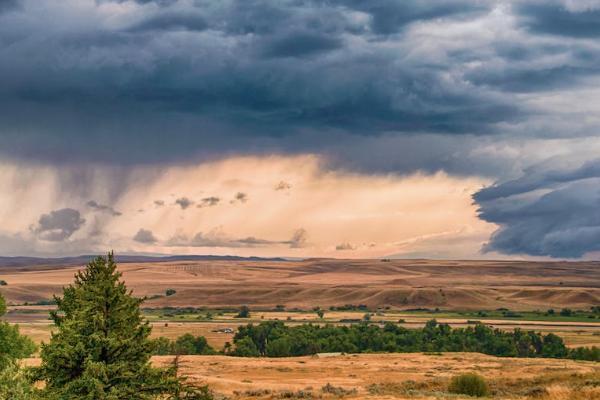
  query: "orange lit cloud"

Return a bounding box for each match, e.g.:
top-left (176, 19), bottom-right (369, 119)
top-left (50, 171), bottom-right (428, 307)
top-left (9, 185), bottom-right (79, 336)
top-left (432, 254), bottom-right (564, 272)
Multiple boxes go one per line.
top-left (0, 155), bottom-right (495, 258)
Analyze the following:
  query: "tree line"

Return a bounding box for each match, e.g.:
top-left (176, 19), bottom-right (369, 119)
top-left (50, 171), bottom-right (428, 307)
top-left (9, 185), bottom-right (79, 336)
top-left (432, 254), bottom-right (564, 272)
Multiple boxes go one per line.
top-left (229, 320), bottom-right (599, 361)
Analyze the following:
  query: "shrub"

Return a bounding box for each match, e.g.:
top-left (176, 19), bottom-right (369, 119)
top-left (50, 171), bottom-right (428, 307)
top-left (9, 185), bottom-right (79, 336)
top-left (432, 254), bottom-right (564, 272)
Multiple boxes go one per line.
top-left (560, 308), bottom-right (573, 317)
top-left (321, 383), bottom-right (357, 396)
top-left (151, 337), bottom-right (173, 355)
top-left (0, 280), bottom-right (6, 286)
top-left (266, 337), bottom-right (292, 357)
top-left (173, 334), bottom-right (215, 355)
top-left (236, 305), bottom-right (250, 318)
top-left (0, 362), bottom-right (39, 400)
top-left (165, 288), bottom-right (177, 296)
top-left (151, 335), bottom-right (215, 355)
top-left (233, 336), bottom-right (260, 357)
top-left (0, 294), bottom-right (36, 369)
top-left (448, 373), bottom-right (489, 397)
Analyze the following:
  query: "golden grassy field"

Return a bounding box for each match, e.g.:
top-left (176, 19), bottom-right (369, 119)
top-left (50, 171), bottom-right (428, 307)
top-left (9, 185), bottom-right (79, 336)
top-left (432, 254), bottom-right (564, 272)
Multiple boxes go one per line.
top-left (1, 259), bottom-right (599, 310)
top-left (23, 353), bottom-right (600, 399)
top-left (136, 353), bottom-right (600, 399)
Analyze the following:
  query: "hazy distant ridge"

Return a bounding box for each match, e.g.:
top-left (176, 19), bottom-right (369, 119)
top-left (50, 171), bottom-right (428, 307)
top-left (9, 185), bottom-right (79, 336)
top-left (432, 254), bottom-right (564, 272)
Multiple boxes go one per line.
top-left (0, 254), bottom-right (288, 268)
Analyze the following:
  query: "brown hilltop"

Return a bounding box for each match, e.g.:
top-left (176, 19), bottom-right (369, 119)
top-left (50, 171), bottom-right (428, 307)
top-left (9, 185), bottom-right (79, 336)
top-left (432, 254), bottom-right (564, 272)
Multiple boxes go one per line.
top-left (1, 258), bottom-right (598, 310)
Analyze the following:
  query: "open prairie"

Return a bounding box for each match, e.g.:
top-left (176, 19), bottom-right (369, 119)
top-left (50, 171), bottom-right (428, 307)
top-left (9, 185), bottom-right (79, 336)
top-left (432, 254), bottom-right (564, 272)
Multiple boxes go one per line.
top-left (168, 353), bottom-right (600, 399)
top-left (24, 353), bottom-right (600, 399)
top-left (4, 258), bottom-right (600, 351)
top-left (1, 258), bottom-right (599, 310)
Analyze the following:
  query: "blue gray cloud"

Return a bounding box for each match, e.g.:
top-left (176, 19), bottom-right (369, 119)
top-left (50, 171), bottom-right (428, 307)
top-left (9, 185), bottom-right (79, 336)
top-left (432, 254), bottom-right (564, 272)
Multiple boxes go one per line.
top-left (133, 228), bottom-right (158, 244)
top-left (0, 0), bottom-right (585, 167)
top-left (517, 1), bottom-right (600, 38)
top-left (31, 208), bottom-right (86, 242)
top-left (474, 159), bottom-right (600, 258)
top-left (86, 200), bottom-right (122, 216)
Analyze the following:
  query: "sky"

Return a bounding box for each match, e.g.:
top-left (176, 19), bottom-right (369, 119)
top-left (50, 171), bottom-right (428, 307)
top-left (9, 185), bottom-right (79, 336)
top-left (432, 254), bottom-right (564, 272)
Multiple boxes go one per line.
top-left (0, 0), bottom-right (599, 259)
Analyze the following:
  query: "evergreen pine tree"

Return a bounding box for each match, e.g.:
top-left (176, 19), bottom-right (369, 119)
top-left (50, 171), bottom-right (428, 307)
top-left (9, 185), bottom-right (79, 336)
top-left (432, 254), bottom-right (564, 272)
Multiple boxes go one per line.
top-left (0, 292), bottom-right (38, 398)
top-left (0, 292), bottom-right (36, 369)
top-left (36, 252), bottom-right (211, 400)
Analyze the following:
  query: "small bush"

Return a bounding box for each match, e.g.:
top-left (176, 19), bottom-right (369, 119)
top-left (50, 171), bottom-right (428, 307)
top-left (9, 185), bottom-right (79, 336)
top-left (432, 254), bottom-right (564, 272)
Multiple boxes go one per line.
top-left (560, 308), bottom-right (573, 317)
top-left (165, 288), bottom-right (176, 296)
top-left (235, 305), bottom-right (250, 318)
top-left (0, 280), bottom-right (6, 286)
top-left (448, 373), bottom-right (489, 397)
top-left (321, 383), bottom-right (357, 396)
top-left (523, 386), bottom-right (548, 397)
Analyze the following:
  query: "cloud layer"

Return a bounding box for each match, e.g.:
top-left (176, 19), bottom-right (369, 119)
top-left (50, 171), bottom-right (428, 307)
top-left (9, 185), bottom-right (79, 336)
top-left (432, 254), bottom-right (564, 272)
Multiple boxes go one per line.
top-left (474, 159), bottom-right (600, 258)
top-left (0, 0), bottom-right (598, 171)
top-left (1, 0), bottom-right (600, 258)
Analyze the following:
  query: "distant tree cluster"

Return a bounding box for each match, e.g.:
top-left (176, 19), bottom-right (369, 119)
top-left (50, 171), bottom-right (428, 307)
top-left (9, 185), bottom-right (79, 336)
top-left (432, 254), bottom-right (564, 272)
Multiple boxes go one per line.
top-left (235, 305), bottom-right (250, 318)
top-left (151, 334), bottom-right (216, 356)
top-left (231, 320), bottom-right (599, 361)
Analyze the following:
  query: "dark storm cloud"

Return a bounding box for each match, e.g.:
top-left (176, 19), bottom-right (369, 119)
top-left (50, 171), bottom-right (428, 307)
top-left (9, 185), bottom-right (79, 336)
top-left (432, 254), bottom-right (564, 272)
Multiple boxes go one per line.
top-left (262, 31), bottom-right (342, 58)
top-left (31, 208), bottom-right (86, 241)
top-left (337, 0), bottom-right (487, 34)
top-left (133, 228), bottom-right (158, 244)
top-left (464, 40), bottom-right (600, 93)
top-left (0, 0), bottom-right (536, 166)
top-left (96, 0), bottom-right (177, 4)
top-left (466, 65), bottom-right (600, 93)
top-left (0, 0), bottom-right (18, 12)
top-left (0, 0), bottom-right (598, 168)
top-left (517, 2), bottom-right (600, 38)
top-left (128, 12), bottom-right (207, 32)
top-left (87, 200), bottom-right (122, 216)
top-left (474, 159), bottom-right (600, 258)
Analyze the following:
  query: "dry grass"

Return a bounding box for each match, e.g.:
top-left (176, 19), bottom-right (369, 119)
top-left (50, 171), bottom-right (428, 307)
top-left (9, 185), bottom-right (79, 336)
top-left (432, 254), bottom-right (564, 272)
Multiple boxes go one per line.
top-left (1, 259), bottom-right (599, 310)
top-left (22, 352), bottom-right (599, 399)
top-left (148, 353), bottom-right (599, 399)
